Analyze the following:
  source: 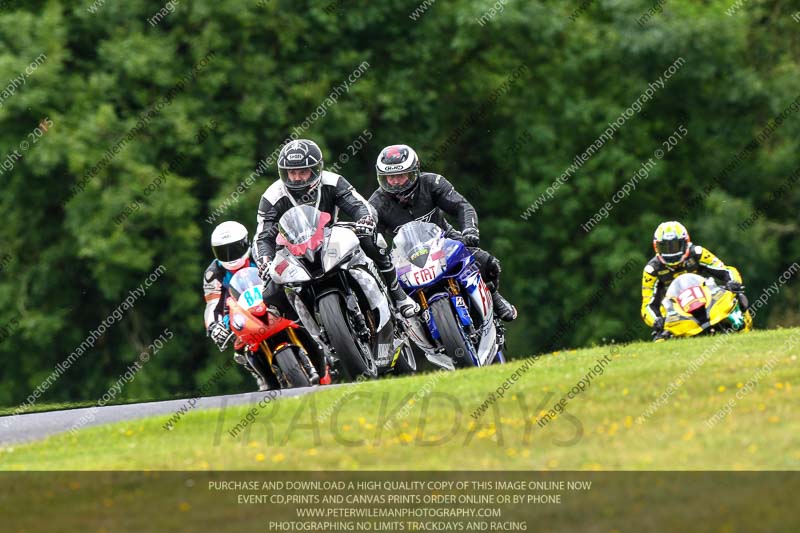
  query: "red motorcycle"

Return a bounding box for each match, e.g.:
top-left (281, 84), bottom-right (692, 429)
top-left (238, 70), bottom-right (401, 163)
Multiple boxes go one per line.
top-left (227, 267), bottom-right (330, 388)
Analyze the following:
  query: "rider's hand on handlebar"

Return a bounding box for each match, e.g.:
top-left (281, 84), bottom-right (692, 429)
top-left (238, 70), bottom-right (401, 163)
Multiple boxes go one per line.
top-left (208, 321), bottom-right (235, 352)
top-left (257, 255), bottom-right (272, 281)
top-left (461, 227), bottom-right (480, 247)
top-left (354, 215), bottom-right (377, 237)
top-left (726, 280), bottom-right (745, 293)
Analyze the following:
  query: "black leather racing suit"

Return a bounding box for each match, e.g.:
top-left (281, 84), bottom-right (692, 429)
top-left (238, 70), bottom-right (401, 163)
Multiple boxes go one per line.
top-left (254, 170), bottom-right (397, 287)
top-left (368, 172), bottom-right (499, 289)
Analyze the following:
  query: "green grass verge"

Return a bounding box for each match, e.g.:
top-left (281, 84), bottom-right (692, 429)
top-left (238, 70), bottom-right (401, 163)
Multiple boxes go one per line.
top-left (2, 328), bottom-right (798, 470)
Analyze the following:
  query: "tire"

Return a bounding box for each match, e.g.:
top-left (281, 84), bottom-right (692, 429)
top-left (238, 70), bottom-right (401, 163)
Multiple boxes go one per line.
top-left (274, 347), bottom-right (311, 388)
top-left (248, 349), bottom-right (281, 390)
top-left (429, 298), bottom-right (475, 367)
top-left (318, 293), bottom-right (378, 380)
top-left (393, 343), bottom-right (417, 375)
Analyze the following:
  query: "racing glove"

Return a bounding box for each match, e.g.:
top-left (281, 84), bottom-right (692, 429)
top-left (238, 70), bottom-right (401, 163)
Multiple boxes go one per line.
top-left (208, 321), bottom-right (235, 352)
top-left (487, 255), bottom-right (502, 278)
top-left (354, 215), bottom-right (377, 237)
top-left (257, 255), bottom-right (272, 281)
top-left (650, 317), bottom-right (667, 340)
top-left (726, 280), bottom-right (745, 293)
top-left (461, 227), bottom-right (480, 247)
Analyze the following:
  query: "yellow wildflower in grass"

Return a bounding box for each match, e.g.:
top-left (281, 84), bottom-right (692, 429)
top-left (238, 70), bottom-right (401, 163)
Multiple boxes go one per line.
top-left (682, 430), bottom-right (694, 441)
top-left (255, 453), bottom-right (265, 462)
top-left (307, 448), bottom-right (318, 456)
top-left (717, 385), bottom-right (726, 393)
top-left (272, 453), bottom-right (285, 463)
top-left (768, 416), bottom-right (780, 423)
top-left (624, 416), bottom-right (633, 428)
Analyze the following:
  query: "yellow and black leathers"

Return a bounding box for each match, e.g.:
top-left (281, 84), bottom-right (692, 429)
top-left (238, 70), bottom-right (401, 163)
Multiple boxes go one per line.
top-left (641, 245), bottom-right (742, 327)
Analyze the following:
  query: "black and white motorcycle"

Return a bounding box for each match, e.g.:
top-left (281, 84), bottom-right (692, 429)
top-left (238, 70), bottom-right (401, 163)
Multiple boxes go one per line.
top-left (269, 205), bottom-right (415, 381)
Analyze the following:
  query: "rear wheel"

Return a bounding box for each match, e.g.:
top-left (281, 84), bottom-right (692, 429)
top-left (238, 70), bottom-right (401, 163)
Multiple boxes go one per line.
top-left (318, 293), bottom-right (378, 380)
top-left (274, 347), bottom-right (311, 388)
top-left (430, 298), bottom-right (475, 367)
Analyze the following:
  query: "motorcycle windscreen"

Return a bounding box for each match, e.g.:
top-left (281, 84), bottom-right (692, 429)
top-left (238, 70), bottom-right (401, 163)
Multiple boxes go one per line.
top-left (228, 267), bottom-right (266, 315)
top-left (392, 221), bottom-right (442, 268)
top-left (276, 205), bottom-right (331, 257)
top-left (666, 273), bottom-right (709, 313)
top-left (665, 273), bottom-right (707, 299)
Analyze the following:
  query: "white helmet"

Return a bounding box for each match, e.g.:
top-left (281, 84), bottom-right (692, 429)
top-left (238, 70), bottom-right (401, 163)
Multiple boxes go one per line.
top-left (376, 144), bottom-right (420, 196)
top-left (211, 221), bottom-right (250, 271)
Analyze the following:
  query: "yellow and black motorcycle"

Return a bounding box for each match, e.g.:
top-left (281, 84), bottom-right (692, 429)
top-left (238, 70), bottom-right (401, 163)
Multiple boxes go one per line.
top-left (657, 272), bottom-right (752, 341)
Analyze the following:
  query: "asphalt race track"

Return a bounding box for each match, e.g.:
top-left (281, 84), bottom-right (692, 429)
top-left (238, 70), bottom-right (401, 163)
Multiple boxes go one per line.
top-left (0, 386), bottom-right (325, 447)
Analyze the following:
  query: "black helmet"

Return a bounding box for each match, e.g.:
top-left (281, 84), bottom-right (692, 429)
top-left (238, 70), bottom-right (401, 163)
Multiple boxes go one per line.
top-left (278, 139), bottom-right (323, 193)
top-left (376, 144), bottom-right (420, 198)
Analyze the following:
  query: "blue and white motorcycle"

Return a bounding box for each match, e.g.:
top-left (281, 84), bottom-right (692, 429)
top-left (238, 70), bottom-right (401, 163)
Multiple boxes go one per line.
top-left (391, 221), bottom-right (506, 369)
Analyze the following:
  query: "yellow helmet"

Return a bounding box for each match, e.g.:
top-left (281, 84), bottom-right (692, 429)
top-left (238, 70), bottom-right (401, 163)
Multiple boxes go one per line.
top-left (653, 221), bottom-right (691, 267)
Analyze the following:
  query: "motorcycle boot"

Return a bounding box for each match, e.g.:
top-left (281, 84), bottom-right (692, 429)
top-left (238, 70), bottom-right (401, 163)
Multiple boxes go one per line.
top-left (381, 268), bottom-right (419, 318)
top-left (492, 291), bottom-right (518, 322)
top-left (234, 351), bottom-right (270, 391)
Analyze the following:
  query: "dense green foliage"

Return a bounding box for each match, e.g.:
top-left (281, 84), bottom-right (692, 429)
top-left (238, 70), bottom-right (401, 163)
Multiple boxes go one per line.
top-left (0, 0), bottom-right (798, 406)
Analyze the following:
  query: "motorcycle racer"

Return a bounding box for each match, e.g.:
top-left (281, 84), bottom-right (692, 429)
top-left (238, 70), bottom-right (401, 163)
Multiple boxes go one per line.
top-left (641, 221), bottom-right (749, 337)
top-left (368, 144), bottom-right (517, 321)
top-left (253, 139), bottom-right (419, 318)
top-left (204, 221), bottom-right (279, 391)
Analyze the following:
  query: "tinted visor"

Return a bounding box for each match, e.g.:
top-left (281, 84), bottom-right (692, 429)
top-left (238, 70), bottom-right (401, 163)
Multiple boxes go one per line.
top-left (213, 237), bottom-right (249, 262)
top-left (656, 238), bottom-right (686, 255)
top-left (656, 238), bottom-right (687, 263)
top-left (377, 171), bottom-right (418, 194)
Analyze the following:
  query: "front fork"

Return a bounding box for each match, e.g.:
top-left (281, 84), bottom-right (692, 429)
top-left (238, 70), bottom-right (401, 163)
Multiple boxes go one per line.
top-left (412, 279), bottom-right (458, 309)
top-left (261, 329), bottom-right (319, 386)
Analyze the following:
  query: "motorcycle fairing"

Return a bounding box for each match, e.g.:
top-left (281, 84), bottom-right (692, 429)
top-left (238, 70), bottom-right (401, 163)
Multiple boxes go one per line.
top-left (663, 274), bottom-right (753, 337)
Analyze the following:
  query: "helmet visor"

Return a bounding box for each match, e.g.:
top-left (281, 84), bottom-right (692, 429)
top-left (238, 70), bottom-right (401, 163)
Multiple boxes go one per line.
top-left (656, 238), bottom-right (687, 263)
top-left (213, 236), bottom-right (249, 263)
top-left (278, 163), bottom-right (323, 190)
top-left (377, 171), bottom-right (418, 194)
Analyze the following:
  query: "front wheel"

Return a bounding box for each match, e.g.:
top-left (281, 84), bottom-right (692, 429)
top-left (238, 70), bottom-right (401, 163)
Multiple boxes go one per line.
top-left (430, 298), bottom-right (475, 367)
top-left (393, 343), bottom-right (417, 375)
top-left (274, 347), bottom-right (311, 388)
top-left (318, 293), bottom-right (378, 380)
